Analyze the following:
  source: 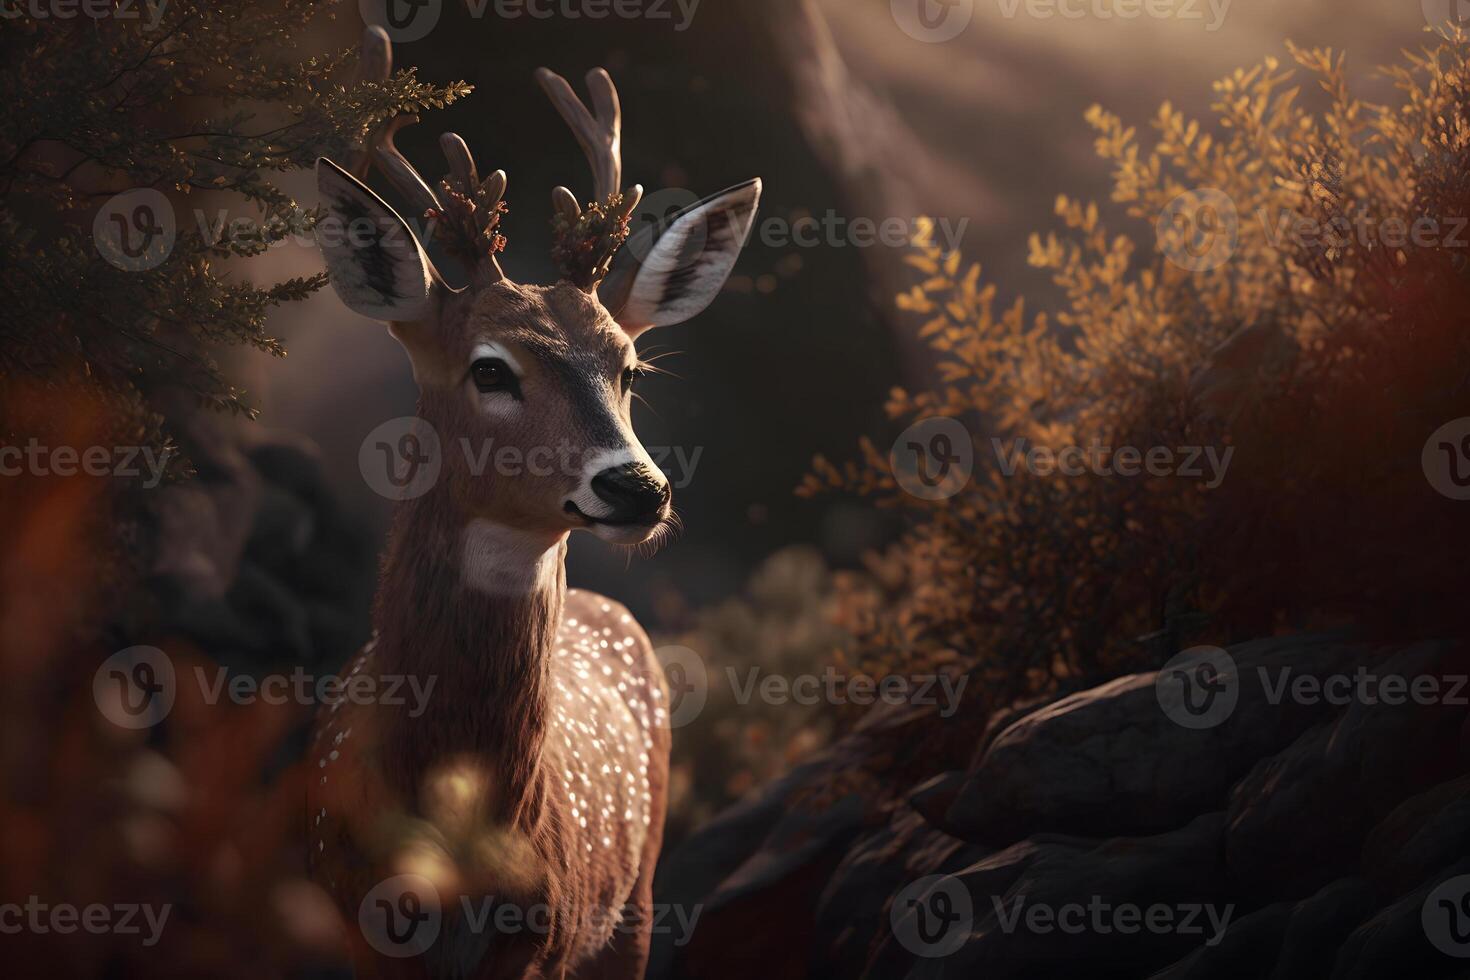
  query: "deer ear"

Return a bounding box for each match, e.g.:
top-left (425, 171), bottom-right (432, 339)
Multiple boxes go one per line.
top-left (315, 157), bottom-right (436, 322)
top-left (604, 179), bottom-right (761, 335)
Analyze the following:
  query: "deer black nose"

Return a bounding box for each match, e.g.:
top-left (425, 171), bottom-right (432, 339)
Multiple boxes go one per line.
top-left (590, 462), bottom-right (670, 522)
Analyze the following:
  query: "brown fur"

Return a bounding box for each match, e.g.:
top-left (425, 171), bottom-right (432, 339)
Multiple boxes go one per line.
top-left (309, 279), bottom-right (672, 979)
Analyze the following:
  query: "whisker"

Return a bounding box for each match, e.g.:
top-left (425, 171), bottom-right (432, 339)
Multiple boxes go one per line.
top-left (636, 360), bottom-right (682, 381)
top-left (618, 511), bottom-right (683, 561)
top-left (631, 391), bottom-right (663, 421)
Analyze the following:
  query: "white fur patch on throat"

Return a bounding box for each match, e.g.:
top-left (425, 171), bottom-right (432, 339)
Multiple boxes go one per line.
top-left (460, 519), bottom-right (563, 596)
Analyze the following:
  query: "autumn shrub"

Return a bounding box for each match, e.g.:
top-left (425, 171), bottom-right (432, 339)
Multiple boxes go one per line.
top-left (802, 33), bottom-right (1470, 776)
top-left (659, 547), bottom-right (847, 843)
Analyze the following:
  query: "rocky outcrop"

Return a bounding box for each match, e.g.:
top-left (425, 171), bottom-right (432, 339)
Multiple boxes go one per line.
top-left (150, 417), bottom-right (374, 674)
top-left (943, 636), bottom-right (1367, 845)
top-left (651, 636), bottom-right (1470, 979)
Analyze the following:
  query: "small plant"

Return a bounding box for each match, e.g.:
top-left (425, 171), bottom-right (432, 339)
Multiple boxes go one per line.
top-left (660, 547), bottom-right (847, 842)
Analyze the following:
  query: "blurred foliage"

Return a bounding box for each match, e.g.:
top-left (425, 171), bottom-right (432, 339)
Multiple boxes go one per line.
top-left (0, 383), bottom-right (349, 977)
top-left (661, 547), bottom-right (847, 843)
top-left (803, 33), bottom-right (1470, 748)
top-left (0, 5), bottom-right (468, 975)
top-left (0, 0), bottom-right (468, 480)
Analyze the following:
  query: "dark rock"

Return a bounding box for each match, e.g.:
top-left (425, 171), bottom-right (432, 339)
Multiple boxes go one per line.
top-left (1226, 643), bottom-right (1469, 899)
top-left (651, 705), bottom-right (936, 980)
top-left (151, 424), bottom-right (374, 676)
top-left (905, 770), bottom-right (966, 834)
top-left (1271, 878), bottom-right (1379, 980)
top-left (1149, 876), bottom-right (1382, 980)
top-left (661, 635), bottom-right (1470, 980)
top-left (947, 636), bottom-right (1363, 847)
top-left (1362, 775), bottom-right (1470, 898)
top-left (1147, 900), bottom-right (1292, 980)
top-left (1332, 859), bottom-right (1470, 980)
top-left (813, 807), bottom-right (983, 977)
top-left (899, 813), bottom-right (1233, 980)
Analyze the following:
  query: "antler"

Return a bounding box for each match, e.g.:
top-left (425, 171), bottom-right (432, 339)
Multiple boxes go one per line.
top-left (347, 27), bottom-right (507, 287)
top-left (536, 67), bottom-right (644, 291)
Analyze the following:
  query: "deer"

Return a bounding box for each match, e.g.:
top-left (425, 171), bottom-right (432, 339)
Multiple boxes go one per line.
top-left (306, 28), bottom-right (760, 979)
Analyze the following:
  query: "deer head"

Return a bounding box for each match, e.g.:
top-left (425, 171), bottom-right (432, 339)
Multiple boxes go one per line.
top-left (317, 28), bottom-right (761, 549)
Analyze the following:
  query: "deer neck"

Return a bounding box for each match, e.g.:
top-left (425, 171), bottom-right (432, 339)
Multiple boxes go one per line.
top-left (373, 492), bottom-right (567, 822)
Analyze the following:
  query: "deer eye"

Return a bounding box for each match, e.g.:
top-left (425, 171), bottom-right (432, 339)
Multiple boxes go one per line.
top-left (621, 366), bottom-right (645, 395)
top-left (471, 358), bottom-right (521, 399)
